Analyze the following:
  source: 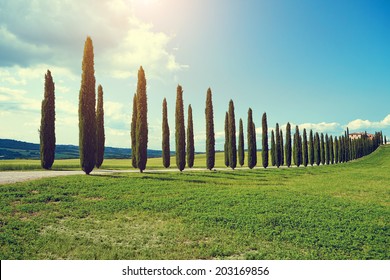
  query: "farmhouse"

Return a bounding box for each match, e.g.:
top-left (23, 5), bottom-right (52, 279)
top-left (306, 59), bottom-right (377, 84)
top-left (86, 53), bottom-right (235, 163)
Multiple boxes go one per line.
top-left (349, 132), bottom-right (374, 140)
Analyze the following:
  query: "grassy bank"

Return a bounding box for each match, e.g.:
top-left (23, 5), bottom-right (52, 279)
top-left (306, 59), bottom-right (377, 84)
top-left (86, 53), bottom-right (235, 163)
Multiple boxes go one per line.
top-left (0, 147), bottom-right (389, 259)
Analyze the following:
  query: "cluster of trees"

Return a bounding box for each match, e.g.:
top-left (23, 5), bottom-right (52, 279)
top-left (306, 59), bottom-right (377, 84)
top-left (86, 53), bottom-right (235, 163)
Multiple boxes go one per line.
top-left (40, 37), bottom-right (105, 174)
top-left (41, 36), bottom-right (386, 174)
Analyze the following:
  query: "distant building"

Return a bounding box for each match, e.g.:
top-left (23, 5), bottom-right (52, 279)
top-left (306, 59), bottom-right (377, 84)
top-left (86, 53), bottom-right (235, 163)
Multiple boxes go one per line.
top-left (349, 132), bottom-right (374, 140)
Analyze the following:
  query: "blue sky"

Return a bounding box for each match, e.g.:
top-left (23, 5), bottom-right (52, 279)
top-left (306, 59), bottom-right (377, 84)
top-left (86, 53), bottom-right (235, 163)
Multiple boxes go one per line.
top-left (0, 0), bottom-right (389, 150)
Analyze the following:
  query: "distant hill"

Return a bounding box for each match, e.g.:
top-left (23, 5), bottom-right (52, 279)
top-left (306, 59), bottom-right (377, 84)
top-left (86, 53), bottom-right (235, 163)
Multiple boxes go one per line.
top-left (0, 139), bottom-right (163, 160)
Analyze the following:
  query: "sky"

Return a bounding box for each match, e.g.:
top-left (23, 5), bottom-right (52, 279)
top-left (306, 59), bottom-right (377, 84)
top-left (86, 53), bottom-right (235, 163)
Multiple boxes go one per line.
top-left (1, 0), bottom-right (389, 151)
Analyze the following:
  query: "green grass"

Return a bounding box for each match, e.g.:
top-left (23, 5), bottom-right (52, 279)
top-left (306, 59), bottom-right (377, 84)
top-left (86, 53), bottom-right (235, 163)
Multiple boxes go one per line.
top-left (0, 151), bottom-right (263, 171)
top-left (0, 147), bottom-right (389, 259)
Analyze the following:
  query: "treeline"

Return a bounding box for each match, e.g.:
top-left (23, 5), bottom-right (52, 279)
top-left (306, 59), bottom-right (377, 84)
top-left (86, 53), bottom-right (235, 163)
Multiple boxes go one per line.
top-left (39, 36), bottom-right (386, 174)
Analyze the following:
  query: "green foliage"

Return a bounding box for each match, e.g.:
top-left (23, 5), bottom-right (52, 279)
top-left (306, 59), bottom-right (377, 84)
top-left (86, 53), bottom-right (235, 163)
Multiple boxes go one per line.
top-left (78, 37), bottom-right (96, 175)
top-left (238, 118), bottom-right (244, 167)
top-left (95, 85), bottom-right (105, 168)
top-left (275, 123), bottom-right (281, 168)
top-left (309, 130), bottom-right (314, 166)
top-left (40, 70), bottom-right (56, 170)
top-left (262, 113), bottom-right (268, 168)
top-left (293, 126), bottom-right (302, 167)
top-left (228, 100), bottom-right (237, 170)
top-left (224, 112), bottom-right (229, 167)
top-left (334, 136), bottom-right (339, 164)
top-left (247, 108), bottom-right (256, 169)
top-left (131, 94), bottom-right (138, 168)
top-left (175, 85), bottom-right (186, 171)
top-left (320, 133), bottom-right (325, 165)
top-left (162, 98), bottom-right (170, 168)
top-left (280, 130), bottom-right (284, 166)
top-left (329, 135), bottom-right (334, 164)
top-left (325, 134), bottom-right (330, 165)
top-left (187, 105), bottom-right (194, 168)
top-left (285, 123), bottom-right (292, 167)
top-left (302, 129), bottom-right (308, 167)
top-left (136, 67), bottom-right (148, 172)
top-left (271, 130), bottom-right (276, 166)
top-left (205, 88), bottom-right (215, 170)
top-left (1, 146), bottom-right (389, 260)
top-left (315, 132), bottom-right (321, 166)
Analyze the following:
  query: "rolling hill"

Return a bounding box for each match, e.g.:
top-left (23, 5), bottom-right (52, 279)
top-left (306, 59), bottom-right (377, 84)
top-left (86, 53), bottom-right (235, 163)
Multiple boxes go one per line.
top-left (0, 139), bottom-right (163, 160)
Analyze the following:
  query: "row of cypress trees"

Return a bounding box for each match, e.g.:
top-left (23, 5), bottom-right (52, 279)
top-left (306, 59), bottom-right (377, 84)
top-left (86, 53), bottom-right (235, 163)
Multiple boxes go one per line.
top-left (40, 37), bottom-right (105, 173)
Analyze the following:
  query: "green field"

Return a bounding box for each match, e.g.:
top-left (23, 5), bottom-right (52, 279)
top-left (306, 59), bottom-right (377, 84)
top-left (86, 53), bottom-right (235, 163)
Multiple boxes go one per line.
top-left (0, 151), bottom-right (263, 171)
top-left (0, 147), bottom-right (389, 259)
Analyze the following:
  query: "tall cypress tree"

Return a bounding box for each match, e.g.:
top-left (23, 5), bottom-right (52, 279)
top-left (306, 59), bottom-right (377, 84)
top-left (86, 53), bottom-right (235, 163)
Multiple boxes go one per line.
top-left (40, 70), bottom-right (56, 170)
top-left (314, 132), bottom-right (320, 166)
top-left (131, 93), bottom-right (138, 168)
top-left (262, 112), bottom-right (268, 168)
top-left (325, 133), bottom-right (330, 165)
top-left (162, 98), bottom-right (170, 168)
top-left (136, 66), bottom-right (148, 172)
top-left (320, 133), bottom-right (325, 165)
top-left (271, 130), bottom-right (276, 166)
top-left (309, 129), bottom-right (314, 166)
top-left (224, 112), bottom-right (229, 167)
top-left (334, 136), bottom-right (339, 164)
top-left (330, 135), bottom-right (334, 164)
top-left (275, 123), bottom-right (281, 168)
top-left (303, 128), bottom-right (308, 167)
top-left (228, 100), bottom-right (237, 169)
top-left (238, 118), bottom-right (244, 167)
top-left (280, 130), bottom-right (284, 166)
top-left (247, 108), bottom-right (256, 169)
top-left (79, 37), bottom-right (96, 175)
top-left (253, 122), bottom-right (258, 167)
top-left (340, 136), bottom-right (344, 163)
top-left (345, 128), bottom-right (350, 162)
top-left (285, 122), bottom-right (292, 167)
top-left (293, 125), bottom-right (301, 167)
top-left (205, 88), bottom-right (215, 170)
top-left (187, 104), bottom-right (194, 168)
top-left (95, 84), bottom-right (105, 168)
top-left (175, 85), bottom-right (185, 171)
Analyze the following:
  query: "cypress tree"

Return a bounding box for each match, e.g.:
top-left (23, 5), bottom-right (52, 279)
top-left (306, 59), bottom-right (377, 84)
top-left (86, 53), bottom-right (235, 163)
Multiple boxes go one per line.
top-left (175, 85), bottom-right (185, 171)
top-left (334, 136), bottom-right (339, 164)
top-left (275, 123), bottom-right (281, 168)
top-left (261, 112), bottom-right (268, 168)
top-left (253, 122), bottom-right (258, 167)
top-left (40, 70), bottom-right (56, 170)
top-left (228, 100), bottom-right (237, 169)
top-left (271, 130), bottom-right (276, 166)
top-left (238, 118), bottom-right (244, 167)
top-left (247, 108), bottom-right (256, 169)
top-left (131, 93), bottom-right (138, 168)
top-left (309, 129), bottom-right (314, 166)
top-left (285, 122), bottom-right (292, 167)
top-left (339, 136), bottom-right (344, 163)
top-left (315, 132), bottom-right (321, 166)
top-left (136, 66), bottom-right (148, 172)
top-left (320, 133), bottom-right (325, 165)
top-left (345, 128), bottom-right (350, 162)
top-left (330, 135), bottom-right (334, 164)
top-left (280, 130), bottom-right (284, 166)
top-left (303, 128), bottom-right (308, 167)
top-left (95, 84), bottom-right (105, 168)
top-left (79, 37), bottom-right (96, 175)
top-left (162, 98), bottom-right (170, 168)
top-left (205, 88), bottom-right (215, 170)
top-left (224, 112), bottom-right (229, 167)
top-left (293, 126), bottom-right (301, 167)
top-left (187, 104), bottom-right (194, 168)
top-left (325, 134), bottom-right (330, 165)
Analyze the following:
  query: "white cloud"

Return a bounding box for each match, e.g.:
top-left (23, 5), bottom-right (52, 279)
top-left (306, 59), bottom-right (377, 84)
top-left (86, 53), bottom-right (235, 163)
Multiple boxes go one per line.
top-left (347, 114), bottom-right (390, 131)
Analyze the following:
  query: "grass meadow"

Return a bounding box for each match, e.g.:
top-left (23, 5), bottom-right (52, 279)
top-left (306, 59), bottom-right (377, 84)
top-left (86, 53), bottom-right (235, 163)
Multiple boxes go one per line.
top-left (0, 147), bottom-right (389, 259)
